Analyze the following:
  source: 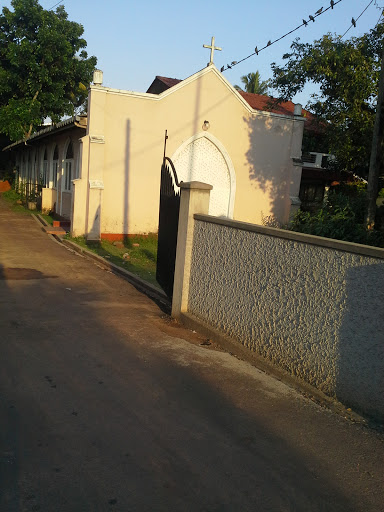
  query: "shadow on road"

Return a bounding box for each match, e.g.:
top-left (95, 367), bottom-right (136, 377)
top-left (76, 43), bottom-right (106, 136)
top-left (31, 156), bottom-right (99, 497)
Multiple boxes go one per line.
top-left (0, 264), bottom-right (362, 512)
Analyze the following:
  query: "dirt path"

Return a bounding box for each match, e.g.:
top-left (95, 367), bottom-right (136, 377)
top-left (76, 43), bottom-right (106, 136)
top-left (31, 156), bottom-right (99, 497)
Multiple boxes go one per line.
top-left (0, 196), bottom-right (383, 512)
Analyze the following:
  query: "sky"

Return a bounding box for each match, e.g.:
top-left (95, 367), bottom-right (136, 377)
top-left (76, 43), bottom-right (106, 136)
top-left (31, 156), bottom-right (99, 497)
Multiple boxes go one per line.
top-left (2, 0), bottom-right (383, 106)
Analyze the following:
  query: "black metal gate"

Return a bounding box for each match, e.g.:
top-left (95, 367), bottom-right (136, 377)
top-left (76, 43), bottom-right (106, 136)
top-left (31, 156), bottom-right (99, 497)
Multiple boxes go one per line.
top-left (156, 132), bottom-right (180, 298)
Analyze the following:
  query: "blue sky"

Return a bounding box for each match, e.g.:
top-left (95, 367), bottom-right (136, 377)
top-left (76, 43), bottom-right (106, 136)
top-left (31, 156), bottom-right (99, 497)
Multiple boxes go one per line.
top-left (2, 0), bottom-right (383, 105)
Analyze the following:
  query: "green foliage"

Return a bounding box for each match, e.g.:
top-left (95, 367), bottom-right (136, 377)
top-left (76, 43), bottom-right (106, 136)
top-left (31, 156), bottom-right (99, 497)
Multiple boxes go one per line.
top-left (68, 235), bottom-right (159, 287)
top-left (13, 177), bottom-right (26, 199)
top-left (1, 188), bottom-right (21, 202)
top-left (0, 0), bottom-right (97, 141)
top-left (290, 184), bottom-right (384, 247)
top-left (301, 126), bottom-right (328, 154)
top-left (1, 186), bottom-right (32, 214)
top-left (235, 71), bottom-right (270, 95)
top-left (271, 23), bottom-right (384, 177)
top-left (2, 186), bottom-right (52, 221)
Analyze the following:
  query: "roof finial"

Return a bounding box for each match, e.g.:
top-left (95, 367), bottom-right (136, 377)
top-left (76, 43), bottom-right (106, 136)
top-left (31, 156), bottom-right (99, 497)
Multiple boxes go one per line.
top-left (203, 36), bottom-right (222, 66)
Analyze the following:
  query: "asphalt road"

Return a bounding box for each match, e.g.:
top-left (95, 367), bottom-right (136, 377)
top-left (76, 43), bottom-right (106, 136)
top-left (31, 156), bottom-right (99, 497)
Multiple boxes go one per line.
top-left (0, 196), bottom-right (383, 512)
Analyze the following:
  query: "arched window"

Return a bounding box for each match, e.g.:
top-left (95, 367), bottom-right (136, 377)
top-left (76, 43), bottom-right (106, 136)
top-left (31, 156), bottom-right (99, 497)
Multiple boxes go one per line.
top-left (172, 133), bottom-right (236, 218)
top-left (33, 151), bottom-right (39, 184)
top-left (27, 152), bottom-right (32, 183)
top-left (20, 154), bottom-right (26, 180)
top-left (64, 141), bottom-right (74, 191)
top-left (42, 149), bottom-right (49, 187)
top-left (52, 145), bottom-right (59, 189)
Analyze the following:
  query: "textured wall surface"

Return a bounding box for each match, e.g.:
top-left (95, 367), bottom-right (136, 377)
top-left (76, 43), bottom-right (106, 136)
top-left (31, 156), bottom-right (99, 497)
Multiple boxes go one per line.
top-left (173, 136), bottom-right (231, 217)
top-left (188, 219), bottom-right (384, 418)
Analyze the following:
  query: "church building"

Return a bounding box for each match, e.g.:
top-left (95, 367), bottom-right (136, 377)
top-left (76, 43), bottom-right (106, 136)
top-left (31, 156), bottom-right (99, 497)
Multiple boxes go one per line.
top-left (5, 59), bottom-right (306, 240)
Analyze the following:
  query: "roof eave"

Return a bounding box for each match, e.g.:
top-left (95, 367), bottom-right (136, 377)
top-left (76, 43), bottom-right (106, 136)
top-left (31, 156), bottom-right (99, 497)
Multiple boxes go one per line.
top-left (2, 115), bottom-right (87, 152)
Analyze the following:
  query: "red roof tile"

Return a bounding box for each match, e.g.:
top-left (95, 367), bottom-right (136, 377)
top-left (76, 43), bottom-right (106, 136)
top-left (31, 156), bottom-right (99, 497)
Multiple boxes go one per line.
top-left (238, 91), bottom-right (313, 119)
top-left (146, 75), bottom-right (318, 127)
top-left (146, 76), bottom-right (182, 93)
top-left (155, 76), bottom-right (182, 88)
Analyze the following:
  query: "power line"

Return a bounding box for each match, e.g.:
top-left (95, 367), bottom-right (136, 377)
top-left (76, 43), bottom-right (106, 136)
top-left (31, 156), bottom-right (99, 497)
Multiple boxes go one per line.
top-left (221, 0), bottom-right (344, 72)
top-left (49, 1), bottom-right (64, 10)
top-left (340, 0), bottom-right (374, 38)
top-left (221, 0), bottom-right (379, 73)
top-left (373, 0), bottom-right (384, 29)
top-left (375, 10), bottom-right (384, 28)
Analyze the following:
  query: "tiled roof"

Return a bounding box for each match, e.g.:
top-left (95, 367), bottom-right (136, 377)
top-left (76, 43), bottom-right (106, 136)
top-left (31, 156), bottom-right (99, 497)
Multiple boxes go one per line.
top-left (238, 91), bottom-right (317, 122)
top-left (146, 76), bottom-right (182, 94)
top-left (2, 115), bottom-right (87, 151)
top-left (239, 92), bottom-right (294, 115)
top-left (155, 76), bottom-right (182, 88)
top-left (149, 75), bottom-right (315, 121)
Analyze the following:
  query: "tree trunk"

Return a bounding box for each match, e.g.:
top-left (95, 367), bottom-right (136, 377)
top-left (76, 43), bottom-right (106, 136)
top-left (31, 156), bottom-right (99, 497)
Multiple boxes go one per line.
top-left (366, 44), bottom-right (384, 229)
top-left (24, 88), bottom-right (42, 140)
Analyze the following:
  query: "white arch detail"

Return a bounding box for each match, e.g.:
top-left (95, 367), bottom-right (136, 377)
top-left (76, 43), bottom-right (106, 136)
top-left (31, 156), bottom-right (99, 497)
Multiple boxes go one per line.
top-left (171, 132), bottom-right (236, 218)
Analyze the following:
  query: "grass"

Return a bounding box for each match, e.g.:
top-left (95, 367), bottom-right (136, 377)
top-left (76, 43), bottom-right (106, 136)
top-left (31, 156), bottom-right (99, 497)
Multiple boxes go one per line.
top-left (67, 235), bottom-right (160, 288)
top-left (39, 212), bottom-right (54, 225)
top-left (1, 189), bottom-right (54, 224)
top-left (2, 188), bottom-right (160, 288)
top-left (1, 189), bottom-right (32, 215)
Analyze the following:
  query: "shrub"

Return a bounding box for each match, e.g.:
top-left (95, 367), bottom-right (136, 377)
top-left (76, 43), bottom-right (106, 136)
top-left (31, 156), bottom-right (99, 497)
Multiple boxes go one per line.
top-left (1, 189), bottom-right (21, 202)
top-left (290, 185), bottom-right (384, 247)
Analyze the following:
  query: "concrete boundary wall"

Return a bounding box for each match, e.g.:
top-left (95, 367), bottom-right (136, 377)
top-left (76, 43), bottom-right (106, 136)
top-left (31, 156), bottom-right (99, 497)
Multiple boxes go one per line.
top-left (174, 208), bottom-right (384, 419)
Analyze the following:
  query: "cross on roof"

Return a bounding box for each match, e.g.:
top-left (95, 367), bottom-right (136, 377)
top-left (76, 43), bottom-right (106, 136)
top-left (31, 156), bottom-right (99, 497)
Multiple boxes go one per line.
top-left (203, 36), bottom-right (222, 66)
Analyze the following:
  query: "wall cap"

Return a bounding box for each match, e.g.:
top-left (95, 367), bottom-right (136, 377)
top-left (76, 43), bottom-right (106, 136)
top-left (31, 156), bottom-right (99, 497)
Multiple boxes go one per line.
top-left (194, 214), bottom-right (384, 260)
top-left (90, 66), bottom-right (305, 122)
top-left (180, 181), bottom-right (213, 190)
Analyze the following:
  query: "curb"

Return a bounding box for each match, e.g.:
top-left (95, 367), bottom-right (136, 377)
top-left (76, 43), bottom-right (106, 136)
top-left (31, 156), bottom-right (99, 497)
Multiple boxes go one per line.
top-left (177, 311), bottom-right (376, 429)
top-left (32, 213), bottom-right (65, 245)
top-left (62, 239), bottom-right (169, 307)
top-left (31, 214), bottom-right (381, 428)
top-left (33, 213), bottom-right (170, 309)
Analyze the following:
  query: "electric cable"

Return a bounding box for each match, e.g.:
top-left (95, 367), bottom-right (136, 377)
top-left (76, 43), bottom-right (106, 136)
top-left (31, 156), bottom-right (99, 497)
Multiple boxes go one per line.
top-left (340, 0), bottom-right (374, 38)
top-left (221, 0), bottom-right (344, 72)
top-left (49, 1), bottom-right (64, 10)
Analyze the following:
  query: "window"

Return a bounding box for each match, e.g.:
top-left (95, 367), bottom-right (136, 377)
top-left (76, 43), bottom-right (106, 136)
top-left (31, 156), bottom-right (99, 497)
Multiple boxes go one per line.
top-left (64, 142), bottom-right (74, 191)
top-left (52, 145), bottom-right (59, 189)
top-left (64, 161), bottom-right (72, 191)
top-left (299, 181), bottom-right (325, 213)
top-left (32, 152), bottom-right (38, 183)
top-left (42, 149), bottom-right (49, 187)
top-left (20, 155), bottom-right (26, 180)
top-left (27, 153), bottom-right (32, 183)
top-left (321, 155), bottom-right (329, 168)
top-left (300, 183), bottom-right (324, 203)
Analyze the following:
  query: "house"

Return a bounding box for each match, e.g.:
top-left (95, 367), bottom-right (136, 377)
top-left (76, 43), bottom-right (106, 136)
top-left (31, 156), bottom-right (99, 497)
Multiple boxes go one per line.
top-left (4, 116), bottom-right (87, 217)
top-left (4, 65), bottom-right (306, 239)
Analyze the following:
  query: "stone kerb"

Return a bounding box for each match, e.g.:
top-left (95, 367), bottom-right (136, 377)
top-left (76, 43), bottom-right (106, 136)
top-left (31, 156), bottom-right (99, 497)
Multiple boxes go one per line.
top-left (171, 181), bottom-right (212, 318)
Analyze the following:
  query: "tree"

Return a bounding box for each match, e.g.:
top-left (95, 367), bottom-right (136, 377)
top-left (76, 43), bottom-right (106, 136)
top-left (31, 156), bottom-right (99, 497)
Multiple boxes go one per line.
top-left (0, 0), bottom-right (97, 141)
top-left (234, 71), bottom-right (269, 95)
top-left (270, 23), bottom-right (384, 179)
top-left (366, 44), bottom-right (384, 228)
top-left (289, 183), bottom-right (383, 247)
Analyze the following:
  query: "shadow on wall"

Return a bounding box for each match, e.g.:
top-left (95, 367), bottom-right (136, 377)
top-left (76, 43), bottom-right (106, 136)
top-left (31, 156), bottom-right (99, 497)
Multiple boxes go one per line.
top-left (244, 113), bottom-right (296, 224)
top-left (337, 262), bottom-right (384, 420)
top-left (86, 204), bottom-right (101, 240)
top-left (187, 71), bottom-right (202, 178)
top-left (118, 78), bottom-right (205, 236)
top-left (124, 119), bottom-right (130, 236)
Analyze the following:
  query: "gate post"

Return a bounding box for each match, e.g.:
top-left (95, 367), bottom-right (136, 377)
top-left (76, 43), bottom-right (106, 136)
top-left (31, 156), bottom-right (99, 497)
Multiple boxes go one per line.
top-left (171, 181), bottom-right (212, 319)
